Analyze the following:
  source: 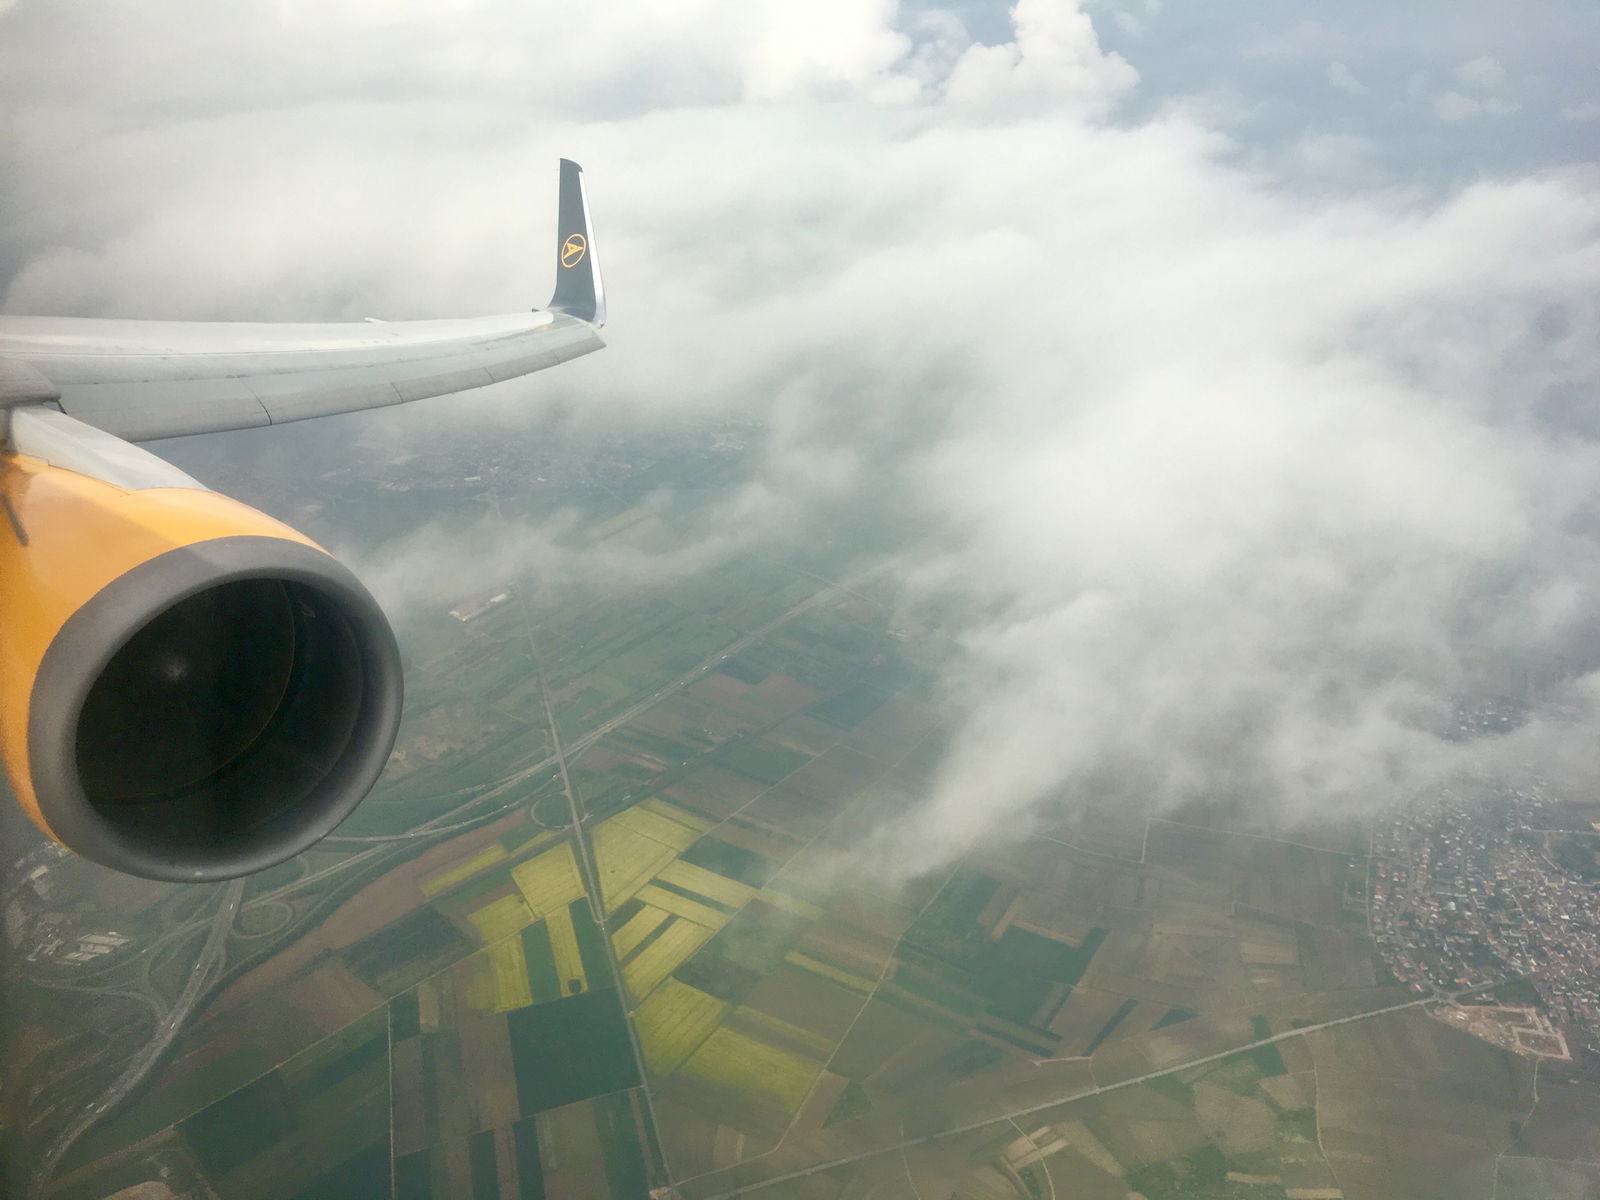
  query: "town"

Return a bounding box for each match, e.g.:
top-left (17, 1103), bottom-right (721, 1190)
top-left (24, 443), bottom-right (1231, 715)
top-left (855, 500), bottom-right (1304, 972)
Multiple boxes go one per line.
top-left (1371, 778), bottom-right (1600, 1058)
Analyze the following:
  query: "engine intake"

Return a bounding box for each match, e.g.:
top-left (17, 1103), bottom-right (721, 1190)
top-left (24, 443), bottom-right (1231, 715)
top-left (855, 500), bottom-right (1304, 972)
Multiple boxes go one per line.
top-left (0, 448), bottom-right (402, 882)
top-left (36, 539), bottom-right (400, 880)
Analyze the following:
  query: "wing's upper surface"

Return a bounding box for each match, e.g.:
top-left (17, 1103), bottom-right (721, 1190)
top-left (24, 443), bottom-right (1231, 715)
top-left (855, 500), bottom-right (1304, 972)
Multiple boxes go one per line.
top-left (0, 160), bottom-right (605, 443)
top-left (0, 311), bottom-right (603, 442)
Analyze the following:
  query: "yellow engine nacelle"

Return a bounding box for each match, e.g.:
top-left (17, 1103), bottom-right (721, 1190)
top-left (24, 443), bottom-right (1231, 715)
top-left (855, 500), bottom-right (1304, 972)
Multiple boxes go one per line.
top-left (0, 427), bottom-right (401, 882)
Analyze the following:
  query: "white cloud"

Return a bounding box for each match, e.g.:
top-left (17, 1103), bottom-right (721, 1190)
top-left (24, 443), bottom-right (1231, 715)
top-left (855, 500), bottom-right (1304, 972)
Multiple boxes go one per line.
top-left (1434, 91), bottom-right (1480, 122)
top-left (854, 166), bottom-right (1600, 873)
top-left (1289, 132), bottom-right (1378, 179)
top-left (1095, 0), bottom-right (1162, 40)
top-left (943, 0), bottom-right (1137, 105)
top-left (4, 1), bottom-right (1600, 883)
top-left (1112, 10), bottom-right (1146, 39)
top-left (349, 472), bottom-right (810, 620)
top-left (731, 0), bottom-right (917, 103)
top-left (1453, 54), bottom-right (1506, 92)
top-left (1561, 100), bottom-right (1600, 121)
top-left (1328, 61), bottom-right (1368, 96)
top-left (1434, 90), bottom-right (1518, 122)
top-left (1434, 55), bottom-right (1517, 124)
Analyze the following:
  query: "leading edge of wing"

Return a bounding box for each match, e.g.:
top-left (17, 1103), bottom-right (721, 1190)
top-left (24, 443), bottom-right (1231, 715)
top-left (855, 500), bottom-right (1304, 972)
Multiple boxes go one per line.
top-left (0, 160), bottom-right (606, 442)
top-left (0, 311), bottom-right (604, 442)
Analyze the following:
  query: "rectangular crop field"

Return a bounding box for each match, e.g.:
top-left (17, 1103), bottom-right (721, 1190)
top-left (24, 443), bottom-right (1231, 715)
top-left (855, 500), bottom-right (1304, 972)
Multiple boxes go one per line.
top-left (657, 859), bottom-right (755, 909)
top-left (784, 951), bottom-right (876, 995)
top-left (521, 922), bottom-right (562, 1005)
top-left (591, 800), bottom-right (708, 910)
top-left (510, 842), bottom-right (586, 920)
top-left (754, 887), bottom-right (823, 921)
top-left (678, 1026), bottom-right (822, 1117)
top-left (344, 906), bottom-right (477, 994)
top-left (476, 936), bottom-right (534, 1013)
top-left (547, 903), bottom-right (588, 996)
top-left (622, 918), bottom-right (716, 1002)
top-left (635, 883), bottom-right (730, 930)
top-left (506, 989), bottom-right (640, 1116)
top-left (420, 844), bottom-right (509, 898)
top-left (717, 739), bottom-right (811, 785)
top-left (635, 978), bottom-right (731, 1077)
top-left (468, 894), bottom-right (535, 944)
top-left (612, 906), bottom-right (671, 960)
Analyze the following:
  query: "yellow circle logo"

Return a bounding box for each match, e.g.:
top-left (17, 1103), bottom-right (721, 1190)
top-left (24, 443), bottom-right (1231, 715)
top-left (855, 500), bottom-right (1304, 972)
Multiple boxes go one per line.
top-left (561, 234), bottom-right (587, 268)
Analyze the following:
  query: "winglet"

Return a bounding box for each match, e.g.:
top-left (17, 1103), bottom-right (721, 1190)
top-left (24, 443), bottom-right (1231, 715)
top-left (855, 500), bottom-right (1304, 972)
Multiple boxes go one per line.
top-left (545, 159), bottom-right (606, 328)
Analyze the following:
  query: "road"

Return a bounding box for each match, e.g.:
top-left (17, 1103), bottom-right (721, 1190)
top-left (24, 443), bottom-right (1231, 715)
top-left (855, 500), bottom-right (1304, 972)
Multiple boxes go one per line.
top-left (20, 576), bottom-right (848, 993)
top-left (233, 578), bottom-right (845, 907)
top-left (696, 989), bottom-right (1478, 1198)
top-left (31, 878), bottom-right (245, 1200)
top-left (16, 571), bottom-right (859, 1192)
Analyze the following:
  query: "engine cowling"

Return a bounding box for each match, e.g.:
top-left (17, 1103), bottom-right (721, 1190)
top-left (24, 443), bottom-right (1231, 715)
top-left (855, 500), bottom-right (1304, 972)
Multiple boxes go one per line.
top-left (0, 428), bottom-right (402, 882)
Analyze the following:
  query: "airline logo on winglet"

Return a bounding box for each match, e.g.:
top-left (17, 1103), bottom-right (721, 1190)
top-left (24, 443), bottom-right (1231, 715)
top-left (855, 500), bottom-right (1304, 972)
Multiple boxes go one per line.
top-left (561, 234), bottom-right (587, 268)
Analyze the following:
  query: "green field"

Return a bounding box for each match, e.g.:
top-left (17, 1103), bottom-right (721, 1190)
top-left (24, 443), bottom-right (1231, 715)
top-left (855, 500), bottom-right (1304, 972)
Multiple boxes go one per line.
top-left (507, 989), bottom-right (640, 1115)
top-left (173, 1009), bottom-right (392, 1199)
top-left (1082, 998), bottom-right (1139, 1056)
top-left (714, 738), bottom-right (811, 785)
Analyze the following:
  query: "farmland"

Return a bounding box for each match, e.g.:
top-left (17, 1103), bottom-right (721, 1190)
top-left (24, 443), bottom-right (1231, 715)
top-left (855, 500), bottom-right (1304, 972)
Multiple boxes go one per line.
top-left (8, 420), bottom-right (1595, 1200)
top-left (658, 815), bottom-right (1542, 1199)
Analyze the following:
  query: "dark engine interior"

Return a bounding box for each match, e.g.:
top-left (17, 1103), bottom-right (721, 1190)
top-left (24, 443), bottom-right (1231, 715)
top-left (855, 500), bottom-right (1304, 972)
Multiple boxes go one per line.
top-left (75, 578), bottom-right (366, 856)
top-left (27, 538), bottom-right (404, 883)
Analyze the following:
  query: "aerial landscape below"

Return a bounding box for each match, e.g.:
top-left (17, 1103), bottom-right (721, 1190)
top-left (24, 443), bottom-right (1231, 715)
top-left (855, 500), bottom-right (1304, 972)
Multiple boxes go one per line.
top-left (4, 420), bottom-right (1599, 1200)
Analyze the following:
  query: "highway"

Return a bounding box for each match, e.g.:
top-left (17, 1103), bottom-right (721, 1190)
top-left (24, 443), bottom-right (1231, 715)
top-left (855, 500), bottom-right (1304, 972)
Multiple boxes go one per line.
top-left (16, 574), bottom-right (858, 1192)
top-left (31, 878), bottom-right (245, 1200)
top-left (19, 576), bottom-right (848, 993)
top-left (225, 577), bottom-right (846, 911)
top-left (526, 615), bottom-right (676, 1190)
top-left (695, 986), bottom-right (1494, 1197)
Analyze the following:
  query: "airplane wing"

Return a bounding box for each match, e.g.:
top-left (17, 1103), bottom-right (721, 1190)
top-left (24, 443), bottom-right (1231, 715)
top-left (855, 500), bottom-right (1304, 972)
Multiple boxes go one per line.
top-left (0, 160), bottom-right (609, 882)
top-left (0, 159), bottom-right (605, 443)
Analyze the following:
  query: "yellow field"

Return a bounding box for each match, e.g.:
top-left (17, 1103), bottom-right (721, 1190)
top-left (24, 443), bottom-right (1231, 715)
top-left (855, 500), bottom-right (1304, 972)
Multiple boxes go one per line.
top-left (634, 978), bottom-right (729, 1076)
top-left (622, 919), bottom-right (715, 1002)
top-left (678, 1026), bottom-right (821, 1115)
top-left (510, 842), bottom-right (586, 919)
top-left (616, 804), bottom-right (706, 852)
top-left (755, 887), bottom-right (823, 920)
top-left (593, 824), bottom-right (679, 911)
top-left (420, 844), bottom-right (508, 898)
top-left (784, 952), bottom-right (875, 994)
top-left (640, 796), bottom-right (712, 833)
top-left (612, 907), bottom-right (671, 960)
top-left (658, 860), bottom-right (754, 909)
top-left (591, 799), bottom-right (715, 910)
top-left (468, 936), bottom-right (533, 1013)
top-left (635, 884), bottom-right (728, 931)
top-left (467, 894), bottom-right (535, 943)
top-left (547, 902), bottom-right (587, 996)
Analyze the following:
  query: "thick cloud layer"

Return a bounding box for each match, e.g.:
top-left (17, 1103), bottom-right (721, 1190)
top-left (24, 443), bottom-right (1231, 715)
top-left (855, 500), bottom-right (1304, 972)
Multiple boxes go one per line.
top-left (4, 0), bottom-right (1599, 878)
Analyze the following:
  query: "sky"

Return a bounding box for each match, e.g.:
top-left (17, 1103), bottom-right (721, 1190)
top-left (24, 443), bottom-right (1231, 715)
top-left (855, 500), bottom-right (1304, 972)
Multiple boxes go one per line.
top-left (3, 0), bottom-right (1599, 880)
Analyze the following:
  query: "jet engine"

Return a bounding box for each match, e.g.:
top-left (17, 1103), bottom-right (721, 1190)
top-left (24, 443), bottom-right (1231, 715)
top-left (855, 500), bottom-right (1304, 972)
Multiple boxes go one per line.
top-left (0, 407), bottom-right (401, 882)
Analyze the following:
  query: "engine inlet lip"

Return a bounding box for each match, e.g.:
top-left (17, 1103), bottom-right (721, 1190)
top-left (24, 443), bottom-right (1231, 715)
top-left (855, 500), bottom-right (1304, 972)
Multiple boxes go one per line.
top-left (27, 535), bottom-right (402, 883)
